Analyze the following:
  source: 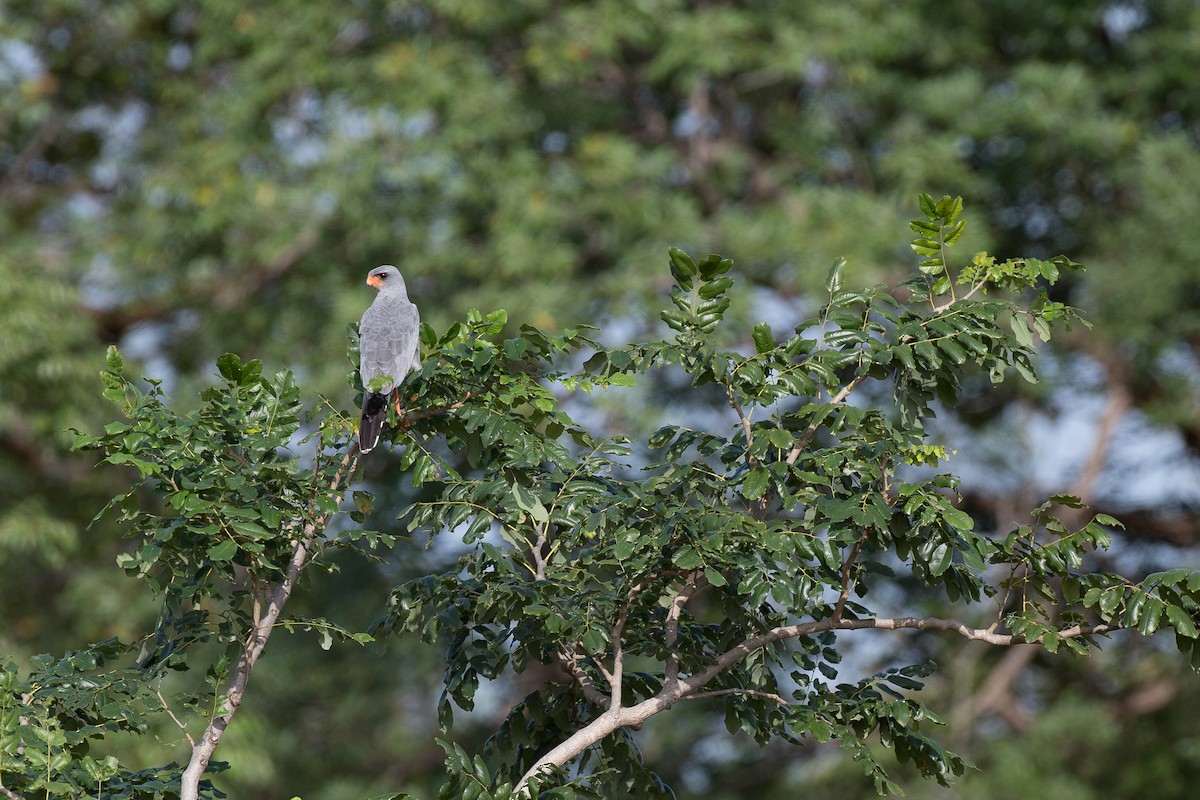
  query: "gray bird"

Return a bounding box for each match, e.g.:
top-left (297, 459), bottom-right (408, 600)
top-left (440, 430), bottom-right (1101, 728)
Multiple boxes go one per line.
top-left (358, 265), bottom-right (421, 453)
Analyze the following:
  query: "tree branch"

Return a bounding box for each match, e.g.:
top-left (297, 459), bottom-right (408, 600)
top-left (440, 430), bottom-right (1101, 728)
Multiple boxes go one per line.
top-left (155, 687), bottom-right (196, 747)
top-left (725, 382), bottom-right (754, 464)
top-left (530, 520), bottom-right (550, 581)
top-left (932, 279), bottom-right (987, 313)
top-left (514, 613), bottom-right (1119, 796)
top-left (559, 647), bottom-right (612, 709)
top-left (751, 374), bottom-right (867, 520)
top-left (610, 603), bottom-right (630, 709)
top-left (399, 393), bottom-right (475, 423)
top-left (784, 375), bottom-right (866, 468)
top-left (0, 785), bottom-right (28, 800)
top-left (664, 571), bottom-right (707, 685)
top-left (179, 446), bottom-right (358, 800)
top-left (832, 533), bottom-right (867, 622)
top-left (684, 687), bottom-right (789, 705)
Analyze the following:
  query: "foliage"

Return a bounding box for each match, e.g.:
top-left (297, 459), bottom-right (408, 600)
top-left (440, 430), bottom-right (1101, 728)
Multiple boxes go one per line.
top-left (4, 3), bottom-right (1200, 794)
top-left (366, 197), bottom-right (1198, 796)
top-left (2, 196), bottom-right (1198, 798)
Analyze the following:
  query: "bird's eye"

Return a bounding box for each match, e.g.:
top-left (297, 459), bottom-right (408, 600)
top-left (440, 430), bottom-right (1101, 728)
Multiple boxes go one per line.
top-left (376, 273), bottom-right (387, 280)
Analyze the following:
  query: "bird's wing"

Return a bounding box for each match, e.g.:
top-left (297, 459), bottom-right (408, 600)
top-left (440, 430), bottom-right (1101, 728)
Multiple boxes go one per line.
top-left (359, 299), bottom-right (420, 393)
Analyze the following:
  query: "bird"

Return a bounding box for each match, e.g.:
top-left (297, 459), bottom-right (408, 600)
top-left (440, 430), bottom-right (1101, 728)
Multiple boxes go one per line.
top-left (357, 265), bottom-right (420, 453)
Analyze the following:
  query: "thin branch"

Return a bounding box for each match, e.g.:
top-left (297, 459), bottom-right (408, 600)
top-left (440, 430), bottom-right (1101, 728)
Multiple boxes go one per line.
top-left (592, 650), bottom-right (616, 688)
top-left (664, 571), bottom-right (708, 685)
top-left (784, 375), bottom-right (865, 468)
top-left (751, 374), bottom-right (868, 520)
top-left (684, 615), bottom-right (1117, 703)
top-left (530, 520), bottom-right (550, 581)
top-left (399, 393), bottom-right (476, 423)
top-left (725, 383), bottom-right (754, 463)
top-left (832, 533), bottom-right (867, 622)
top-left (155, 687), bottom-right (196, 747)
top-left (0, 785), bottom-right (29, 800)
top-left (684, 687), bottom-right (789, 705)
top-left (932, 279), bottom-right (987, 313)
top-left (179, 446), bottom-right (358, 800)
top-left (559, 647), bottom-right (611, 709)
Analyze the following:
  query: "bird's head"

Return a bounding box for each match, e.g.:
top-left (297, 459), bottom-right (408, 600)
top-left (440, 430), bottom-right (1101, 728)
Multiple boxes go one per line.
top-left (366, 265), bottom-right (406, 294)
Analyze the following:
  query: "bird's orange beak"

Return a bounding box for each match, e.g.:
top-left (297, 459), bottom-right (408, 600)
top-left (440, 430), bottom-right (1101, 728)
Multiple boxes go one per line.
top-left (367, 275), bottom-right (383, 288)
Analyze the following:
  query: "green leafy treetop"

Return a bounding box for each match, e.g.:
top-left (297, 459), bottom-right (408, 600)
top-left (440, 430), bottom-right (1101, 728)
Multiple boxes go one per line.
top-left (6, 197), bottom-right (1198, 799)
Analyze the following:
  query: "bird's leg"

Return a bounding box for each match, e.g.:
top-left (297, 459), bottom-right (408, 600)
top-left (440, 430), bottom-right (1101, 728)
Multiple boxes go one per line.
top-left (392, 389), bottom-right (412, 432)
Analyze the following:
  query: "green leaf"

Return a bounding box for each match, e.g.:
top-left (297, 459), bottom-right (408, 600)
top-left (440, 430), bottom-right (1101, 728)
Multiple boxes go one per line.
top-left (511, 483), bottom-right (549, 523)
top-left (673, 545), bottom-right (704, 570)
top-left (752, 322), bottom-right (776, 354)
top-left (207, 539), bottom-right (238, 562)
top-left (944, 219), bottom-right (967, 244)
top-left (704, 566), bottom-right (728, 588)
top-left (918, 193), bottom-right (936, 219)
top-left (825, 257), bottom-right (846, 294)
top-left (1010, 315), bottom-right (1034, 349)
top-left (217, 352), bottom-right (243, 382)
top-left (767, 427), bottom-right (793, 449)
top-left (669, 247), bottom-right (697, 287)
top-left (928, 543), bottom-right (952, 576)
top-left (105, 345), bottom-right (124, 375)
top-left (742, 467), bottom-right (771, 500)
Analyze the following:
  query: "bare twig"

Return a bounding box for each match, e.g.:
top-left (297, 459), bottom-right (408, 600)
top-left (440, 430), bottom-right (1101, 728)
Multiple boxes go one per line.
top-left (684, 687), bottom-right (789, 705)
top-left (832, 532), bottom-right (867, 622)
top-left (664, 571), bottom-right (708, 685)
top-left (155, 687), bottom-right (196, 747)
top-left (725, 383), bottom-right (755, 464)
top-left (179, 446), bottom-right (358, 800)
top-left (399, 394), bottom-right (475, 423)
top-left (932, 279), bottom-right (987, 313)
top-left (784, 375), bottom-right (865, 468)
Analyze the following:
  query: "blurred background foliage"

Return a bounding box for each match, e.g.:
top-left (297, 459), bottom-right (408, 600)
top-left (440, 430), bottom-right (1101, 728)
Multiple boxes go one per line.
top-left (1, 0), bottom-right (1198, 797)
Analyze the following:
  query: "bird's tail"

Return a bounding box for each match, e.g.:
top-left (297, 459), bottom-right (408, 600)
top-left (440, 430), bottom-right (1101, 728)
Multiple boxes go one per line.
top-left (359, 392), bottom-right (389, 453)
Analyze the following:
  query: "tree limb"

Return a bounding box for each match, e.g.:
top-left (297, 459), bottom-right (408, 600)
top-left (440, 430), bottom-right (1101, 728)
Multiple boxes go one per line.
top-left (558, 647), bottom-right (612, 709)
top-left (664, 571), bottom-right (707, 685)
top-left (725, 382), bottom-right (755, 465)
top-left (179, 446), bottom-right (357, 800)
top-left (514, 613), bottom-right (1119, 796)
top-left (832, 533), bottom-right (867, 622)
top-left (155, 687), bottom-right (196, 748)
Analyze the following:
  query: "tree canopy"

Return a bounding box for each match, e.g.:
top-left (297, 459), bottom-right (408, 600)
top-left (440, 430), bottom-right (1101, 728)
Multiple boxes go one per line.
top-left (4, 197), bottom-right (1199, 799)
top-left (3, 1), bottom-right (1200, 798)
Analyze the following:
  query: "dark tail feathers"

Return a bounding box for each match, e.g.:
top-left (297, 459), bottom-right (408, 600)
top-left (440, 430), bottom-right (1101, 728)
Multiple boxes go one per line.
top-left (359, 392), bottom-right (388, 453)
